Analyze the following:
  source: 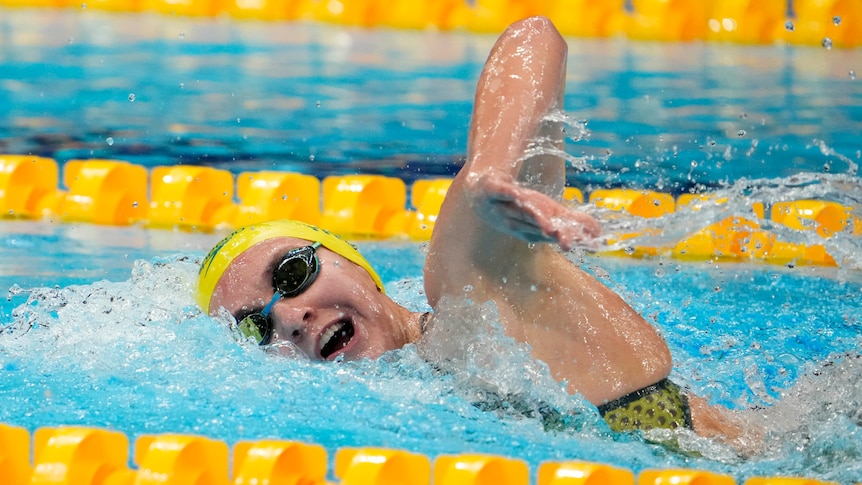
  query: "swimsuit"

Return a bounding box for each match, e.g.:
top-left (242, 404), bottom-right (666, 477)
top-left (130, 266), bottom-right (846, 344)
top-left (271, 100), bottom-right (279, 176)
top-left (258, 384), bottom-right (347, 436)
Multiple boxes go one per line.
top-left (597, 378), bottom-right (693, 432)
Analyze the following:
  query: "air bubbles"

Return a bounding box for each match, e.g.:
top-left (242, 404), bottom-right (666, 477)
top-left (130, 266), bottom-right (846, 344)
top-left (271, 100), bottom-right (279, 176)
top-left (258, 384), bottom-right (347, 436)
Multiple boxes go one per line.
top-left (822, 37), bottom-right (833, 50)
top-left (179, 32), bottom-right (186, 40)
top-left (785, 20), bottom-right (794, 31)
top-left (833, 16), bottom-right (841, 26)
top-left (106, 137), bottom-right (114, 146)
top-left (850, 70), bottom-right (856, 80)
top-left (737, 129), bottom-right (746, 137)
top-left (128, 93), bottom-right (136, 102)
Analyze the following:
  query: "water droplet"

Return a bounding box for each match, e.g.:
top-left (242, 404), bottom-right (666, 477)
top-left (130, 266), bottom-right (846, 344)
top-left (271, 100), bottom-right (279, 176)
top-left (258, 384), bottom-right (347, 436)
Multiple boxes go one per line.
top-left (822, 37), bottom-right (833, 50)
top-left (833, 16), bottom-right (841, 26)
top-left (737, 130), bottom-right (746, 137)
top-left (132, 201), bottom-right (138, 208)
top-left (463, 284), bottom-right (473, 292)
top-left (179, 82), bottom-right (185, 89)
top-left (179, 32), bottom-right (186, 39)
top-left (309, 154), bottom-right (315, 161)
top-left (850, 70), bottom-right (856, 80)
top-left (785, 20), bottom-right (794, 31)
top-left (106, 137), bottom-right (114, 146)
top-left (128, 93), bottom-right (136, 102)
top-left (316, 101), bottom-right (321, 108)
top-left (68, 37), bottom-right (74, 44)
top-left (236, 118), bottom-right (241, 124)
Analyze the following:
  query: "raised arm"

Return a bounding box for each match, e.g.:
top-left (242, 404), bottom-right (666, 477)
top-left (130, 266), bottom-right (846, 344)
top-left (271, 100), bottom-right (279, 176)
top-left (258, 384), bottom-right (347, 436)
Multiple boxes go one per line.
top-left (425, 17), bottom-right (600, 305)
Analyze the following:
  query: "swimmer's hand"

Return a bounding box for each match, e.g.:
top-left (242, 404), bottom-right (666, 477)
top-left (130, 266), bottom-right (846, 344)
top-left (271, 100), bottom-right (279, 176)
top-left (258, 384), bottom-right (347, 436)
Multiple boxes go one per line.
top-left (465, 170), bottom-right (601, 251)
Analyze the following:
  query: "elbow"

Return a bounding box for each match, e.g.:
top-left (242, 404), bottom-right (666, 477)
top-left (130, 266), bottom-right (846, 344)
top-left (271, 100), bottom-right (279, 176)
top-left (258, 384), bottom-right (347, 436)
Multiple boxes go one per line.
top-left (507, 16), bottom-right (566, 48)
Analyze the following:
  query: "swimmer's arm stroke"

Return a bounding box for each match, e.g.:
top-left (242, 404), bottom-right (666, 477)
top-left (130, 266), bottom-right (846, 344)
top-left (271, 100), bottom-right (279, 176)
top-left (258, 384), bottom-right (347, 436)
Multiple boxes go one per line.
top-left (425, 17), bottom-right (600, 304)
top-left (456, 17), bottom-right (599, 253)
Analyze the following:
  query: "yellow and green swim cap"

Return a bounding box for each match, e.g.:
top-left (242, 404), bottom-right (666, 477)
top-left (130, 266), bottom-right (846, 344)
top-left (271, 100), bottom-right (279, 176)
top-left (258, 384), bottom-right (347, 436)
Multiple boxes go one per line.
top-left (197, 219), bottom-right (385, 314)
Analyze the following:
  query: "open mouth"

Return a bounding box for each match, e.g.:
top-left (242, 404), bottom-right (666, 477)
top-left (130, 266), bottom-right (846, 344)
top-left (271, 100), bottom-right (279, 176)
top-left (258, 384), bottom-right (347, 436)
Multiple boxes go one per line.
top-left (319, 320), bottom-right (355, 359)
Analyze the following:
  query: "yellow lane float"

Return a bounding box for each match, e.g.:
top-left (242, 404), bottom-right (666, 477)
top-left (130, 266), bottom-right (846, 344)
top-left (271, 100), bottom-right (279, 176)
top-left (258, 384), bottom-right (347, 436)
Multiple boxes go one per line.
top-left (0, 424), bottom-right (846, 485)
top-left (148, 165), bottom-right (235, 231)
top-left (234, 171), bottom-right (321, 227)
top-left (0, 155), bottom-right (855, 267)
top-left (232, 440), bottom-right (327, 485)
top-left (335, 448), bottom-right (431, 485)
top-left (2, 0), bottom-right (862, 47)
top-left (30, 427), bottom-right (129, 485)
top-left (434, 454), bottom-right (529, 485)
top-left (320, 174), bottom-right (406, 239)
top-left (0, 155), bottom-right (59, 219)
top-left (538, 461), bottom-right (635, 485)
top-left (60, 159), bottom-right (148, 226)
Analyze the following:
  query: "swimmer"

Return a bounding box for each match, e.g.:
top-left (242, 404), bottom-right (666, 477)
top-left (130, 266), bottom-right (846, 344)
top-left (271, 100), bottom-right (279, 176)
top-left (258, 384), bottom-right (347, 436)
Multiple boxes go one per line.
top-left (198, 17), bottom-right (756, 452)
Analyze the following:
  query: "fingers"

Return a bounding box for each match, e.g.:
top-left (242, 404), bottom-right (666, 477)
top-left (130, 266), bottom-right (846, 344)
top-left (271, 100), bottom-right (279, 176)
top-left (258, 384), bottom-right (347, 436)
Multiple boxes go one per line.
top-left (465, 169), bottom-right (602, 249)
top-left (486, 189), bottom-right (602, 250)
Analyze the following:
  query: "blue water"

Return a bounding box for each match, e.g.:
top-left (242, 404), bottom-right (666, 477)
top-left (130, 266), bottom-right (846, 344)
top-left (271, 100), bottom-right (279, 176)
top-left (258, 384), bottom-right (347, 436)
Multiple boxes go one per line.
top-left (1, 8), bottom-right (862, 484)
top-left (1, 9), bottom-right (860, 189)
top-left (1, 221), bottom-right (860, 482)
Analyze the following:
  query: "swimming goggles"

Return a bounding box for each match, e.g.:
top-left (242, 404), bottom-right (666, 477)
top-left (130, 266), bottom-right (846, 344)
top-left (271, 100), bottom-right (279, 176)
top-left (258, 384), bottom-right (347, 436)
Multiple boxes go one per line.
top-left (236, 241), bottom-right (322, 346)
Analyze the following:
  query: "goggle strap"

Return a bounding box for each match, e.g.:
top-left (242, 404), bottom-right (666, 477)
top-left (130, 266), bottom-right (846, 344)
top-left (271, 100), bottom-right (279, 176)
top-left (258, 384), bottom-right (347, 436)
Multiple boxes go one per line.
top-left (261, 290), bottom-right (282, 316)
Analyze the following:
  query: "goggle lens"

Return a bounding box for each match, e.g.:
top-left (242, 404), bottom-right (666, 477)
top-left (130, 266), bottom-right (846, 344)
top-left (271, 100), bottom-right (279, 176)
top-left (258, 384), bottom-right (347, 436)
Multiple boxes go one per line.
top-left (273, 244), bottom-right (320, 297)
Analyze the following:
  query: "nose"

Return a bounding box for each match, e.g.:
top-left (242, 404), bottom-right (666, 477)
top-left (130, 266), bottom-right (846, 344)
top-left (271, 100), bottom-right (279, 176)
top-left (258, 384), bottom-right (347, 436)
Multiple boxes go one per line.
top-left (269, 300), bottom-right (316, 345)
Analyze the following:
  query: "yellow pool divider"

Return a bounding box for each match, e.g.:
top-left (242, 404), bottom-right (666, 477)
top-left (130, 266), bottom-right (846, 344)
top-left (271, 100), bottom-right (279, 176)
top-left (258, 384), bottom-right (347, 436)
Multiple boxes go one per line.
top-left (0, 0), bottom-right (861, 47)
top-left (0, 423), bottom-right (849, 485)
top-left (0, 154), bottom-right (859, 266)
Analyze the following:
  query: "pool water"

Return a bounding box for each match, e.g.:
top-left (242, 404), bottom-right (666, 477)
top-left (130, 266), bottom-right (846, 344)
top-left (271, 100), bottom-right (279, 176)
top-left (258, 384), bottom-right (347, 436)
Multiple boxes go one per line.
top-left (1, 221), bottom-right (860, 482)
top-left (1, 8), bottom-right (862, 484)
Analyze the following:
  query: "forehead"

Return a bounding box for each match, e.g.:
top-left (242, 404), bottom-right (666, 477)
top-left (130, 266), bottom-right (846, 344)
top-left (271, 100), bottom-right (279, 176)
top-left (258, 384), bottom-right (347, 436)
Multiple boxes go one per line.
top-left (210, 237), bottom-right (312, 310)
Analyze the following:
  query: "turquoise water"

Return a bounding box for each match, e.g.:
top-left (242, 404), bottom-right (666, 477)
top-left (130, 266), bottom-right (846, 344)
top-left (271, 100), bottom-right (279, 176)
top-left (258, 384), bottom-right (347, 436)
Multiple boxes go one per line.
top-left (1, 221), bottom-right (860, 482)
top-left (1, 8), bottom-right (862, 484)
top-left (1, 10), bottom-right (860, 189)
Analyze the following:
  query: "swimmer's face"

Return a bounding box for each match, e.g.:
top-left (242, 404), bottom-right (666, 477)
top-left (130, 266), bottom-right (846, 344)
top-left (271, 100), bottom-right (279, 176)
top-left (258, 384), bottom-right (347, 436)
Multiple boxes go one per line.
top-left (209, 237), bottom-right (414, 361)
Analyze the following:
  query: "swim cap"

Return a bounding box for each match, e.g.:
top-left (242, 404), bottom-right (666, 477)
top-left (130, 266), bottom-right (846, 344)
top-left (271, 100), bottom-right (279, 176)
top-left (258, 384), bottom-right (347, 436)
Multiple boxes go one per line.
top-left (197, 219), bottom-right (385, 314)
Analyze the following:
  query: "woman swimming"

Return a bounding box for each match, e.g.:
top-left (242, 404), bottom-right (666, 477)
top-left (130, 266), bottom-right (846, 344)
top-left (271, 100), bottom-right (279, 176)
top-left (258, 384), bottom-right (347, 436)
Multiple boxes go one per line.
top-left (197, 16), bottom-right (756, 452)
